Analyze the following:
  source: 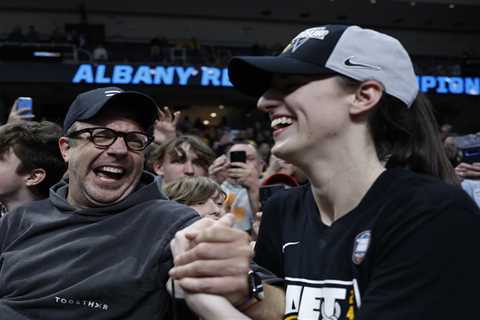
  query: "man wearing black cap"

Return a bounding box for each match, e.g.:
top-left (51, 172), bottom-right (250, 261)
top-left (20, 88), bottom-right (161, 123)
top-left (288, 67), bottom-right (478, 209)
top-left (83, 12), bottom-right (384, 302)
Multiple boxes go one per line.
top-left (0, 87), bottom-right (211, 319)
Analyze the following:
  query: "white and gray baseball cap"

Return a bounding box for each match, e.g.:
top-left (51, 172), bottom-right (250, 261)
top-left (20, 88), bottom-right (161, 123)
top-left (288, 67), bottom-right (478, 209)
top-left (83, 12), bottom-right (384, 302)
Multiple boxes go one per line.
top-left (228, 25), bottom-right (419, 107)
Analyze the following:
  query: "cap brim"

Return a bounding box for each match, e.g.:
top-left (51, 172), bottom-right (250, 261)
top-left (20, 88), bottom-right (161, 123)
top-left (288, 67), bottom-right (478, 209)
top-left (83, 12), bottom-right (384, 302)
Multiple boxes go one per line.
top-left (228, 56), bottom-right (332, 98)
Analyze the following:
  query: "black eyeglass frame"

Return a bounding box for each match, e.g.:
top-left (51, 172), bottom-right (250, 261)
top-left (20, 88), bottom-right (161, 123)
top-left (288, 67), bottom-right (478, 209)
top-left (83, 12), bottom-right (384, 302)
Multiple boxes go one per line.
top-left (67, 127), bottom-right (153, 151)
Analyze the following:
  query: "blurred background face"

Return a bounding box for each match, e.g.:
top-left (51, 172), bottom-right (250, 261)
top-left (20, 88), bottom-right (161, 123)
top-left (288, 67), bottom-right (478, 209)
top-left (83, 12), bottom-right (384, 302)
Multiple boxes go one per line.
top-left (0, 149), bottom-right (28, 204)
top-left (159, 143), bottom-right (208, 183)
top-left (189, 190), bottom-right (226, 219)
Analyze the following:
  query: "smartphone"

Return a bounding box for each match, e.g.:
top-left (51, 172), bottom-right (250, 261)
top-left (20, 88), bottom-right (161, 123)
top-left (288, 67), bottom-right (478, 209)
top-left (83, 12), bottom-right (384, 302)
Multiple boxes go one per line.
top-left (230, 150), bottom-right (247, 163)
top-left (259, 184), bottom-right (287, 208)
top-left (16, 97), bottom-right (33, 117)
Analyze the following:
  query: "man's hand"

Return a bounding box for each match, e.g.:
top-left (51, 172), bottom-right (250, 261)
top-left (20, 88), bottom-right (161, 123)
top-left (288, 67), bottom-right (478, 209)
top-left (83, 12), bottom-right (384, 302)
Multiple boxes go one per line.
top-left (455, 162), bottom-right (480, 180)
top-left (170, 214), bottom-right (252, 305)
top-left (209, 155), bottom-right (229, 184)
top-left (153, 106), bottom-right (179, 144)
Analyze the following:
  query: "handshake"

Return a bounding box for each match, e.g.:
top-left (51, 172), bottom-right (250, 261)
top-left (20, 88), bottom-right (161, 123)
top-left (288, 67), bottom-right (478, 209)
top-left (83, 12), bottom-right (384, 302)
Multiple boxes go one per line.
top-left (169, 214), bottom-right (253, 319)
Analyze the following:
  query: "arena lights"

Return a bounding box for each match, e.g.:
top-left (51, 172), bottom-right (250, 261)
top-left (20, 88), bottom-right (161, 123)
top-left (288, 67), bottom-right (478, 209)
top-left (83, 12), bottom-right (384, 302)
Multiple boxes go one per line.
top-left (33, 51), bottom-right (61, 57)
top-left (70, 64), bottom-right (480, 96)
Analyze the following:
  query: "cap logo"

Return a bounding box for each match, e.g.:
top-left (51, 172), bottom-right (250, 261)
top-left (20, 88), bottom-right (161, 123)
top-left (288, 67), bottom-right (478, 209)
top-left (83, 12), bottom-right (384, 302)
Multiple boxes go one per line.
top-left (284, 27), bottom-right (330, 53)
top-left (104, 90), bottom-right (122, 97)
top-left (344, 56), bottom-right (381, 71)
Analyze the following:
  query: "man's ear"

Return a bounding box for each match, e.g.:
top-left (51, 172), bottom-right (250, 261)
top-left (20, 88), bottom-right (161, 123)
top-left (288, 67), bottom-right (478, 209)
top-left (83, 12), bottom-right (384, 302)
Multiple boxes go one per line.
top-left (58, 137), bottom-right (71, 163)
top-left (152, 161), bottom-right (164, 176)
top-left (24, 168), bottom-right (46, 187)
top-left (350, 80), bottom-right (384, 116)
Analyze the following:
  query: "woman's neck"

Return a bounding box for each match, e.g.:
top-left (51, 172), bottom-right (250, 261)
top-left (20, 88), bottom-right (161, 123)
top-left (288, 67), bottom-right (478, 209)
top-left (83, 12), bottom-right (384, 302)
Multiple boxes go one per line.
top-left (305, 155), bottom-right (385, 226)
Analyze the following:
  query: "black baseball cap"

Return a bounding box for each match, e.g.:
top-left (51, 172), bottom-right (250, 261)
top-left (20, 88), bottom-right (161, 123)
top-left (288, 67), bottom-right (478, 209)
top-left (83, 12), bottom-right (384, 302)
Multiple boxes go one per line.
top-left (63, 87), bottom-right (159, 132)
top-left (228, 25), bottom-right (418, 107)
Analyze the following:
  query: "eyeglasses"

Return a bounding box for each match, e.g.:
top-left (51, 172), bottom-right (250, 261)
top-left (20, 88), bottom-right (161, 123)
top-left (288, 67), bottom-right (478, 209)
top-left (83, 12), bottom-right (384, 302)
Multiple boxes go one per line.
top-left (67, 127), bottom-right (153, 151)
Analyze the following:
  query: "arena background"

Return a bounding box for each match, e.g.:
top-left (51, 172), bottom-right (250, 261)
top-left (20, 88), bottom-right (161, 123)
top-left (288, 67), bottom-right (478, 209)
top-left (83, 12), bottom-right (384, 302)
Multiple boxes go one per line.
top-left (0, 0), bottom-right (478, 133)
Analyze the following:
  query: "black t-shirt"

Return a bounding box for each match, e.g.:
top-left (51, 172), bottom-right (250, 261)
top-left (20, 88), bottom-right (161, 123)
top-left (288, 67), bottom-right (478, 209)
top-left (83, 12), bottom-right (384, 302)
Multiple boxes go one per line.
top-left (255, 168), bottom-right (480, 320)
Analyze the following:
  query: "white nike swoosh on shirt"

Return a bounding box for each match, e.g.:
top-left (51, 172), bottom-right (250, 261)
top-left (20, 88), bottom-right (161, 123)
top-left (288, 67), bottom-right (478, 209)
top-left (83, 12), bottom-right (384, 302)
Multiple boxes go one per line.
top-left (282, 241), bottom-right (301, 253)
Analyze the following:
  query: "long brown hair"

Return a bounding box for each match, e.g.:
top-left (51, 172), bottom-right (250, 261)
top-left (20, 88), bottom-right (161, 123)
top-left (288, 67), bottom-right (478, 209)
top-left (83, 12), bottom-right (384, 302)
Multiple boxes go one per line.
top-left (337, 76), bottom-right (459, 185)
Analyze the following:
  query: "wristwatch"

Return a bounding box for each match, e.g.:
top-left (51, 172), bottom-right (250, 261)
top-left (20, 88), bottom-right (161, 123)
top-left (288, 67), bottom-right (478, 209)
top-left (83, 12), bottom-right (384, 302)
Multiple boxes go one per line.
top-left (247, 269), bottom-right (264, 301)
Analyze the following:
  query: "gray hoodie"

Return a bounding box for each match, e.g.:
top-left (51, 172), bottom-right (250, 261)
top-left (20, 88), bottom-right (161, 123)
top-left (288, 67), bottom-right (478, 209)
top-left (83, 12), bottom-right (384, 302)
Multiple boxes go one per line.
top-left (0, 171), bottom-right (199, 319)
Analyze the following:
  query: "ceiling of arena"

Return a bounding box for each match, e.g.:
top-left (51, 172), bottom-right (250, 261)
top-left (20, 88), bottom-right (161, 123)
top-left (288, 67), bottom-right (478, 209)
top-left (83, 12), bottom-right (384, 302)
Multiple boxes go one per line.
top-left (2, 0), bottom-right (479, 32)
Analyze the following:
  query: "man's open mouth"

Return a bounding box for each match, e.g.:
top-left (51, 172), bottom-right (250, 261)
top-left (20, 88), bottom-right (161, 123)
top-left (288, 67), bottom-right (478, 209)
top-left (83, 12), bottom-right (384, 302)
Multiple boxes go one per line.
top-left (94, 166), bottom-right (126, 180)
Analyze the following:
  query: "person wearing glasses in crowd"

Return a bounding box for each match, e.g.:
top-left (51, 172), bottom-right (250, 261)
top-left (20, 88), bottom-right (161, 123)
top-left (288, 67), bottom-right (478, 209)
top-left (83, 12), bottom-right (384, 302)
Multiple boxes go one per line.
top-left (169, 25), bottom-right (480, 320)
top-left (0, 87), bottom-right (227, 319)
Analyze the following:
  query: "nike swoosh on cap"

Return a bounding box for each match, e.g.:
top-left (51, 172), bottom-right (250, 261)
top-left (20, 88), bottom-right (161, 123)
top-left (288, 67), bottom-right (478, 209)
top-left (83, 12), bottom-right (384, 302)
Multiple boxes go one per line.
top-left (344, 57), bottom-right (381, 70)
top-left (282, 241), bottom-right (301, 253)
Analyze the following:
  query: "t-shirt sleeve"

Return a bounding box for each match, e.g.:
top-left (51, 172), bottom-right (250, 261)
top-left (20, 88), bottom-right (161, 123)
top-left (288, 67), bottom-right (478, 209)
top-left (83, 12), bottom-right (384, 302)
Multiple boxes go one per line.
top-left (358, 187), bottom-right (480, 320)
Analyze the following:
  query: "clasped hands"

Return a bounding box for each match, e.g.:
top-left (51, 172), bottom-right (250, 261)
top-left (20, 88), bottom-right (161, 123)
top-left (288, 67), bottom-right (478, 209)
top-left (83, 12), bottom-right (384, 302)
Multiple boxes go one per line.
top-left (169, 214), bottom-right (252, 309)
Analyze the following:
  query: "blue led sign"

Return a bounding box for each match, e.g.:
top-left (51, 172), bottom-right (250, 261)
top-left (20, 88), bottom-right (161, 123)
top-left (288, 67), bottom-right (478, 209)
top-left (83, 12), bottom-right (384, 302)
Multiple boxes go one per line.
top-left (416, 76), bottom-right (479, 95)
top-left (72, 64), bottom-right (233, 87)
top-left (71, 64), bottom-right (480, 96)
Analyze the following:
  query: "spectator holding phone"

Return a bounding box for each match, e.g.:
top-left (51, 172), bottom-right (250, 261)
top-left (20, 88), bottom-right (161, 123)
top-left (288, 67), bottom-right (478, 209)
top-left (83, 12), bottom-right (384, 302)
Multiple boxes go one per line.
top-left (211, 141), bottom-right (264, 233)
top-left (6, 97), bottom-right (35, 123)
top-left (169, 25), bottom-right (479, 320)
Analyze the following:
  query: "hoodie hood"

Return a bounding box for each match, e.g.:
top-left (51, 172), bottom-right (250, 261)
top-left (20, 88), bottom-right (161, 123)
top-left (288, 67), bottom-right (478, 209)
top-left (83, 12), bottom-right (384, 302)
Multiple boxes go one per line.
top-left (50, 171), bottom-right (167, 216)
